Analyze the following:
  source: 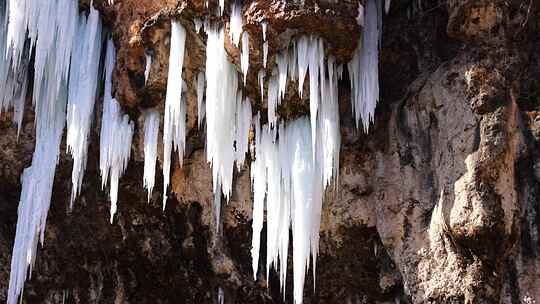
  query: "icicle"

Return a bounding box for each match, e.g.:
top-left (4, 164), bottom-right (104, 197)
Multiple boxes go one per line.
top-left (196, 71), bottom-right (206, 128)
top-left (349, 0), bottom-right (380, 131)
top-left (296, 36), bottom-right (308, 97)
top-left (263, 41), bottom-right (268, 68)
top-left (6, 1), bottom-right (79, 302)
top-left (144, 53), bottom-right (152, 83)
top-left (250, 113), bottom-right (265, 280)
top-left (288, 44), bottom-right (298, 81)
top-left (266, 69), bottom-right (279, 126)
top-left (100, 39), bottom-right (134, 223)
top-left (228, 2), bottom-right (243, 47)
top-left (261, 21), bottom-right (267, 41)
top-left (143, 109), bottom-right (160, 201)
top-left (288, 118), bottom-right (319, 304)
top-left (205, 26), bottom-right (247, 224)
top-left (276, 50), bottom-right (288, 99)
top-left (357, 3), bottom-right (365, 27)
top-left (193, 18), bottom-right (202, 34)
top-left (218, 287), bottom-right (225, 304)
top-left (250, 117), bottom-right (338, 304)
top-left (66, 6), bottom-right (103, 207)
top-left (219, 0), bottom-right (225, 15)
top-left (250, 35), bottom-right (341, 304)
top-left (319, 56), bottom-right (340, 190)
top-left (234, 97), bottom-right (252, 170)
top-left (258, 69), bottom-right (265, 101)
top-left (162, 20), bottom-right (187, 209)
top-left (0, 1), bottom-right (28, 136)
top-left (307, 37), bottom-right (320, 157)
top-left (337, 64), bottom-right (344, 80)
top-left (385, 0), bottom-right (391, 13)
top-left (241, 31), bottom-right (250, 85)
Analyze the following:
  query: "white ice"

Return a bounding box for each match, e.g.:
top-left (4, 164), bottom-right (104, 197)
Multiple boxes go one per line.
top-left (143, 109), bottom-right (160, 201)
top-left (162, 20), bottom-right (187, 209)
top-left (100, 39), bottom-right (135, 223)
top-left (66, 6), bottom-right (103, 207)
top-left (228, 2), bottom-right (243, 47)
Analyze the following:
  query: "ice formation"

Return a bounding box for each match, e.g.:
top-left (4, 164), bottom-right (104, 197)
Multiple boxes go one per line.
top-left (205, 26), bottom-right (244, 223)
top-left (1, 0), bottom-right (381, 303)
top-left (144, 53), bottom-right (152, 83)
top-left (218, 287), bottom-right (225, 304)
top-left (219, 0), bottom-right (225, 15)
top-left (100, 39), bottom-right (135, 223)
top-left (235, 96), bottom-right (252, 170)
top-left (143, 109), bottom-right (160, 201)
top-left (385, 0), bottom-right (392, 13)
top-left (348, 0), bottom-right (380, 131)
top-left (162, 20), bottom-right (187, 209)
top-left (258, 69), bottom-right (265, 101)
top-left (66, 7), bottom-right (103, 207)
top-left (0, 2), bottom-right (28, 136)
top-left (228, 2), bottom-right (243, 46)
top-left (263, 41), bottom-right (269, 68)
top-left (262, 21), bottom-right (267, 41)
top-left (251, 35), bottom-right (341, 304)
top-left (241, 31), bottom-right (250, 84)
top-left (196, 71), bottom-right (206, 128)
top-left (194, 18), bottom-right (203, 34)
top-left (3, 1), bottom-right (82, 302)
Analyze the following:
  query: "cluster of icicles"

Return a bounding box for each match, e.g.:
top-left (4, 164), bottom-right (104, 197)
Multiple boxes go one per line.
top-left (0, 0), bottom-right (382, 303)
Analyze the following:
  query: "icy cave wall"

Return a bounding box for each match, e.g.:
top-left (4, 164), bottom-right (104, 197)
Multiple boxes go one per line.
top-left (0, 0), bottom-right (540, 303)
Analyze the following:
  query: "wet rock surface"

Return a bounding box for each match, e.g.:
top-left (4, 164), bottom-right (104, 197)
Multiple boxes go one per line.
top-left (1, 0), bottom-right (539, 303)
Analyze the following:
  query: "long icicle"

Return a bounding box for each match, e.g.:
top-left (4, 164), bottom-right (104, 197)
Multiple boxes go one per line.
top-left (99, 39), bottom-right (135, 223)
top-left (66, 6), bottom-right (103, 207)
top-left (251, 35), bottom-right (341, 304)
top-left (162, 20), bottom-right (187, 209)
top-left (6, 1), bottom-right (78, 302)
top-left (143, 109), bottom-right (160, 201)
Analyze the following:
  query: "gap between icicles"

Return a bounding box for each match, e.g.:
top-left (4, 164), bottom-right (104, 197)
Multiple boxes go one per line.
top-left (0, 0), bottom-right (383, 303)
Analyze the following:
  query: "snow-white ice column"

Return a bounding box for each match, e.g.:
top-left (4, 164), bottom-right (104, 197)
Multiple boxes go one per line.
top-left (205, 26), bottom-right (245, 225)
top-left (241, 31), bottom-right (250, 84)
top-left (143, 109), bottom-right (160, 201)
top-left (100, 39), bottom-right (135, 223)
top-left (162, 20), bottom-right (187, 209)
top-left (251, 36), bottom-right (341, 304)
top-left (5, 1), bottom-right (79, 303)
top-left (66, 6), bottom-right (103, 207)
top-left (348, 0), bottom-right (380, 131)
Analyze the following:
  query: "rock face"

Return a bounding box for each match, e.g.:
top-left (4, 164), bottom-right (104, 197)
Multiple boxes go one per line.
top-left (1, 0), bottom-right (539, 303)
